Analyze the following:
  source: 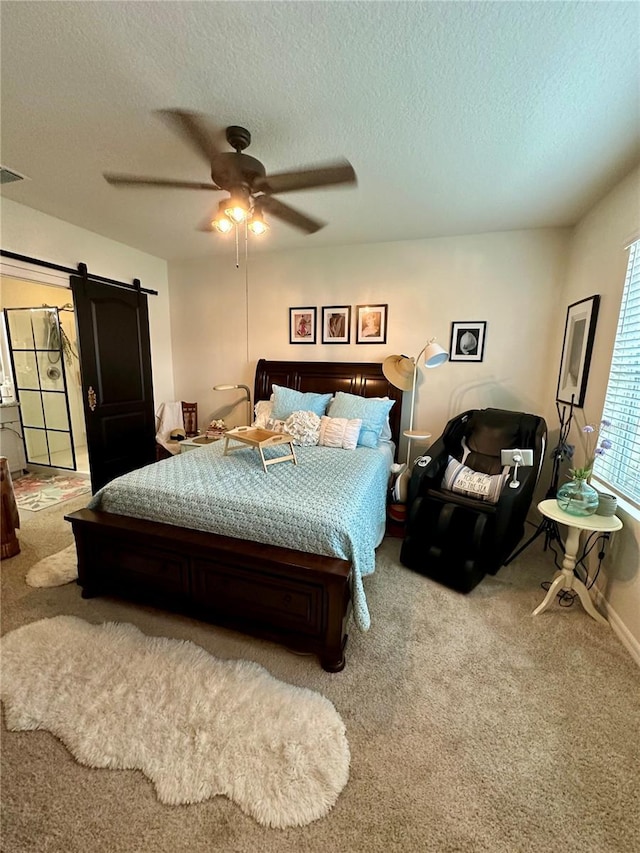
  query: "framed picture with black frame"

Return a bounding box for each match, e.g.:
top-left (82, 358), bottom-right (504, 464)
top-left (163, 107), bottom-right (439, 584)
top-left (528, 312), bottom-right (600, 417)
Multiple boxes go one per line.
top-left (449, 321), bottom-right (487, 362)
top-left (355, 304), bottom-right (387, 344)
top-left (289, 307), bottom-right (317, 344)
top-left (556, 295), bottom-right (600, 407)
top-left (322, 305), bottom-right (351, 344)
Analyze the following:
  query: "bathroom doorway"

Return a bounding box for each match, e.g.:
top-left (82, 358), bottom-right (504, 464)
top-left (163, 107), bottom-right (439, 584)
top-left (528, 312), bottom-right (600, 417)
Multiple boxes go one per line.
top-left (0, 276), bottom-right (88, 475)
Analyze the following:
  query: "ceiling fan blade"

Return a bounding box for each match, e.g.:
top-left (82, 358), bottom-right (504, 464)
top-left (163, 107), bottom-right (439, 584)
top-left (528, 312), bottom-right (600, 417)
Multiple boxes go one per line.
top-left (254, 160), bottom-right (356, 195)
top-left (157, 111), bottom-right (249, 188)
top-left (260, 196), bottom-right (326, 234)
top-left (155, 109), bottom-right (224, 164)
top-left (196, 214), bottom-right (215, 233)
top-left (104, 173), bottom-right (220, 190)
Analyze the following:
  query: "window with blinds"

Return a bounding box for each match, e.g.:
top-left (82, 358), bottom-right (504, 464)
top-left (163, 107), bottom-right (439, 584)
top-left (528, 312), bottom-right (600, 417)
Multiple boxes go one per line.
top-left (593, 240), bottom-right (640, 506)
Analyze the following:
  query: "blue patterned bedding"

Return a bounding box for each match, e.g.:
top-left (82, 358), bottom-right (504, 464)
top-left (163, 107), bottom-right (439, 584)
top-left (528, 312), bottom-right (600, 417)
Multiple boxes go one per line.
top-left (88, 441), bottom-right (393, 630)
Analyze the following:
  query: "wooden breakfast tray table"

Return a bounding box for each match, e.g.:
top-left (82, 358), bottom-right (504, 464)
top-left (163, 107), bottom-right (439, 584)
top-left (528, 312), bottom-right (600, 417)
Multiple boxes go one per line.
top-left (223, 427), bottom-right (297, 473)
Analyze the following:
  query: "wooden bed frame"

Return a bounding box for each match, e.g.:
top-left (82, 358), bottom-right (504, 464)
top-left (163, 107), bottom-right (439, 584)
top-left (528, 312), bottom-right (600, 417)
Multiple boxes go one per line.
top-left (65, 359), bottom-right (403, 672)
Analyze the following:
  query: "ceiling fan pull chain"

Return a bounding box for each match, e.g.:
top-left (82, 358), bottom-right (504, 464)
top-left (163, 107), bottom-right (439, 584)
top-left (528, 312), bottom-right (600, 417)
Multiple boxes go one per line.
top-left (235, 223), bottom-right (239, 269)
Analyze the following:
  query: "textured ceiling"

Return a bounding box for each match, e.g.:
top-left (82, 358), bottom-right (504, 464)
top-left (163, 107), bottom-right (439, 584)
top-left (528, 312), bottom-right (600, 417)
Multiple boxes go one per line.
top-left (1, 1), bottom-right (639, 261)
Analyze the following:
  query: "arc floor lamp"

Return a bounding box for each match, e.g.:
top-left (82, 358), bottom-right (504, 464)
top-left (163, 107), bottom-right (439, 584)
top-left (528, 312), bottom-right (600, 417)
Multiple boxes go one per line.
top-left (383, 339), bottom-right (449, 499)
top-left (213, 383), bottom-right (252, 425)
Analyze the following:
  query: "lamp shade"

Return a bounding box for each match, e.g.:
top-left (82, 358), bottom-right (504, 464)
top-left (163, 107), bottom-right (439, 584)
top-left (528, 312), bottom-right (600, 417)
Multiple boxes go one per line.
top-left (213, 383), bottom-right (252, 425)
top-left (383, 355), bottom-right (415, 391)
top-left (213, 383), bottom-right (251, 402)
top-left (423, 341), bottom-right (449, 368)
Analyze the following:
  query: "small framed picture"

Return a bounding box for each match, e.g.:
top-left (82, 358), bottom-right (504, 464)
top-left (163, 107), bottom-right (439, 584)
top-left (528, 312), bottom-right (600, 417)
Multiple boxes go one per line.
top-left (289, 307), bottom-right (317, 344)
top-left (356, 304), bottom-right (387, 344)
top-left (556, 295), bottom-right (600, 407)
top-left (450, 321), bottom-right (487, 362)
top-left (322, 305), bottom-right (351, 344)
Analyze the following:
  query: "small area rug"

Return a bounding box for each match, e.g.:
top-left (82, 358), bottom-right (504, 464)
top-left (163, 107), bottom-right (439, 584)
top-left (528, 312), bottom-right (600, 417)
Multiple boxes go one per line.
top-left (13, 472), bottom-right (90, 511)
top-left (0, 616), bottom-right (350, 828)
top-left (25, 544), bottom-right (77, 587)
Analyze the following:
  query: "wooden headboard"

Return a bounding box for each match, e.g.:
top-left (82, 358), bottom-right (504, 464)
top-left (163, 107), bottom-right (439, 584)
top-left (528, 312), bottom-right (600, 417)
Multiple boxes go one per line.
top-left (254, 359), bottom-right (403, 450)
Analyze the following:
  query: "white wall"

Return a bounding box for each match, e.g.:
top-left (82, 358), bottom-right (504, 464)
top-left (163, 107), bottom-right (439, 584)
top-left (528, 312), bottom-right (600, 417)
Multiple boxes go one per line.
top-left (0, 198), bottom-right (174, 406)
top-left (556, 165), bottom-right (640, 660)
top-left (169, 229), bottom-right (569, 441)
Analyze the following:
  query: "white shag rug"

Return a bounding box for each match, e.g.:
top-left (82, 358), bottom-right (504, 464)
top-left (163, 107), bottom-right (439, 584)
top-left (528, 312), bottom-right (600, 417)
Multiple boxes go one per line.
top-left (25, 544), bottom-right (78, 588)
top-left (0, 616), bottom-right (350, 828)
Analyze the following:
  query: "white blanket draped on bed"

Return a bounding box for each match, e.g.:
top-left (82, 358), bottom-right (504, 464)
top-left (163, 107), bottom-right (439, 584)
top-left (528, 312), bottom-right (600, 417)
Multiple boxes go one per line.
top-left (88, 441), bottom-right (394, 631)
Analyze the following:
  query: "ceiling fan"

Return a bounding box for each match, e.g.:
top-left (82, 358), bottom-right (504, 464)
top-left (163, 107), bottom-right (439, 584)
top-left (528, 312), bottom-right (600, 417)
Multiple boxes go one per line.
top-left (104, 110), bottom-right (357, 236)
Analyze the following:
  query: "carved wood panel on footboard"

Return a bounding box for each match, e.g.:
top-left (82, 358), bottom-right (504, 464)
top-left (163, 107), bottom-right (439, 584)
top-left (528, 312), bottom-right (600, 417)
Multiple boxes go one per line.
top-left (66, 508), bottom-right (352, 672)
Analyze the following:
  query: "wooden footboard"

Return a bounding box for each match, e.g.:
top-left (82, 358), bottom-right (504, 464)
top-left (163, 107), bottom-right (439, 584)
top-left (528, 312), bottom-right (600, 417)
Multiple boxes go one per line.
top-left (65, 508), bottom-right (352, 672)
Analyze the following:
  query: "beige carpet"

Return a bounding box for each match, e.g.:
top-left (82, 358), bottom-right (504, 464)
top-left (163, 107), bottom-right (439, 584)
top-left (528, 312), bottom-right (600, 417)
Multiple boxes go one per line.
top-left (2, 496), bottom-right (639, 853)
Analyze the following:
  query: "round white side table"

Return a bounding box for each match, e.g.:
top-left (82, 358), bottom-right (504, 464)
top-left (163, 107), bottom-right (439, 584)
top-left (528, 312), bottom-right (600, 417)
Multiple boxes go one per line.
top-left (532, 499), bottom-right (622, 625)
top-left (403, 430), bottom-right (432, 442)
top-left (395, 430), bottom-right (433, 502)
top-left (402, 429), bottom-right (432, 465)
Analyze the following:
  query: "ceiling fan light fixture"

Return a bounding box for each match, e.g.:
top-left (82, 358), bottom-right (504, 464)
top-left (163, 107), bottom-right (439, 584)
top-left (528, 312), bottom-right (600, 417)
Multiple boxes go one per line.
top-left (248, 217), bottom-right (268, 236)
top-left (225, 204), bottom-right (248, 225)
top-left (224, 189), bottom-right (251, 224)
top-left (211, 200), bottom-right (234, 233)
top-left (248, 205), bottom-right (269, 236)
top-left (213, 215), bottom-right (234, 234)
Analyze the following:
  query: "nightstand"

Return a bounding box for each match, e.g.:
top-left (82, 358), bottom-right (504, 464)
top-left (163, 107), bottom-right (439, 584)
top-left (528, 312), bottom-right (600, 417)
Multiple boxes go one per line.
top-left (179, 435), bottom-right (223, 453)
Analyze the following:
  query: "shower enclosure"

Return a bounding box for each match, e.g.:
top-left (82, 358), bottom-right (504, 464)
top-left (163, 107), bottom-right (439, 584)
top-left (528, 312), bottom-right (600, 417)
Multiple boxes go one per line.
top-left (5, 306), bottom-right (77, 470)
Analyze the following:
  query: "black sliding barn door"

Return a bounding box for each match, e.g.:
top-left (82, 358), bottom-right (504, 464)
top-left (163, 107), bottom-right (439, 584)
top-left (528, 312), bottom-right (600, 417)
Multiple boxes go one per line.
top-left (71, 275), bottom-right (156, 492)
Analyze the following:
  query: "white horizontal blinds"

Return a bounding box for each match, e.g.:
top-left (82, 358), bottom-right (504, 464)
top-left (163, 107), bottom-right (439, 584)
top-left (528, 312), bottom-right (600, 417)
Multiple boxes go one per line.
top-left (593, 240), bottom-right (640, 506)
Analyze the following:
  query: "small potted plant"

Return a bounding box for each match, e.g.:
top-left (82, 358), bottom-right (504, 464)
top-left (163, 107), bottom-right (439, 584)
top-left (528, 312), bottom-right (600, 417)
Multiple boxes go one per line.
top-left (556, 419), bottom-right (612, 516)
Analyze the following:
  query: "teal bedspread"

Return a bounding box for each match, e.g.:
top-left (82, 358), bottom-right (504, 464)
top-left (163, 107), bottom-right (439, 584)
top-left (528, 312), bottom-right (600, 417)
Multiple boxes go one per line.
top-left (88, 441), bottom-right (393, 630)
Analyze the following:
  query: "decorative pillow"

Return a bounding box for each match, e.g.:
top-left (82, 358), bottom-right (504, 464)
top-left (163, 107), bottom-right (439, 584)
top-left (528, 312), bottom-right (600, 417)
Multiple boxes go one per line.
top-left (442, 456), bottom-right (508, 504)
top-left (327, 392), bottom-right (395, 448)
top-left (253, 399), bottom-right (273, 429)
top-left (284, 410), bottom-right (321, 446)
top-left (252, 396), bottom-right (287, 432)
top-left (267, 418), bottom-right (288, 434)
top-left (318, 416), bottom-right (362, 450)
top-left (272, 385), bottom-right (333, 421)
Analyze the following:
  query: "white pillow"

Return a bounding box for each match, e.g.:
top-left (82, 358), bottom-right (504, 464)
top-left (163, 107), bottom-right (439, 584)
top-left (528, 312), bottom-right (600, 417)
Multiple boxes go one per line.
top-left (442, 456), bottom-right (508, 504)
top-left (253, 399), bottom-right (273, 428)
top-left (284, 410), bottom-right (321, 446)
top-left (318, 416), bottom-right (362, 450)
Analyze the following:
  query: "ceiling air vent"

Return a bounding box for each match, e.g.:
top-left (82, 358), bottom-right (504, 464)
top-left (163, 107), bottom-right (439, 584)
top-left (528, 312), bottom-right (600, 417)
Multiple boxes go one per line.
top-left (0, 166), bottom-right (28, 185)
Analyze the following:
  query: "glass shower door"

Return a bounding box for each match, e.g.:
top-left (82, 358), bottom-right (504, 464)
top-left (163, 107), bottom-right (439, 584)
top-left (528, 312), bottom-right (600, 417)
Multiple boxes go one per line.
top-left (5, 307), bottom-right (77, 470)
